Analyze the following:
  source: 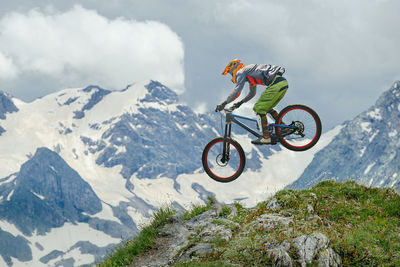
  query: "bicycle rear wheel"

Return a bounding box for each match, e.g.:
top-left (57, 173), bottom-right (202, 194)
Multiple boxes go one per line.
top-left (277, 104), bottom-right (322, 151)
top-left (202, 137), bottom-right (245, 183)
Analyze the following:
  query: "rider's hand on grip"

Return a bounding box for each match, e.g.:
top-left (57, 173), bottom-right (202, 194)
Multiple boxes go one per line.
top-left (227, 101), bottom-right (243, 112)
top-left (215, 101), bottom-right (227, 112)
top-left (232, 101), bottom-right (243, 109)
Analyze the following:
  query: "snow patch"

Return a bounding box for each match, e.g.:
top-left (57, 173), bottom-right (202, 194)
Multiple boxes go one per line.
top-left (368, 178), bottom-right (374, 187)
top-left (31, 191), bottom-right (45, 200)
top-left (6, 189), bottom-right (14, 201)
top-left (83, 202), bottom-right (121, 224)
top-left (364, 162), bottom-right (375, 175)
top-left (126, 206), bottom-right (149, 230)
top-left (115, 145), bottom-right (126, 154)
top-left (0, 173), bottom-right (17, 186)
top-left (175, 122), bottom-right (184, 131)
top-left (389, 129), bottom-right (398, 138)
top-left (0, 257), bottom-right (7, 267)
top-left (131, 176), bottom-right (178, 208)
top-left (367, 108), bottom-right (382, 120)
top-left (211, 128), bottom-right (220, 136)
top-left (360, 122), bottom-right (371, 133)
top-left (47, 247), bottom-right (94, 267)
top-left (360, 147), bottom-right (367, 157)
top-left (0, 220), bottom-right (23, 236)
top-left (369, 130), bottom-right (379, 142)
top-left (195, 122), bottom-right (204, 131)
top-left (27, 222), bottom-right (121, 267)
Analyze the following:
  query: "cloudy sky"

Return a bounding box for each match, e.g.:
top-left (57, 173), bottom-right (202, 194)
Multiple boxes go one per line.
top-left (0, 0), bottom-right (399, 130)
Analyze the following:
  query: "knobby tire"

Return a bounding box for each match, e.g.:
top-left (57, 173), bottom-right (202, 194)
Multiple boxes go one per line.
top-left (202, 137), bottom-right (245, 183)
top-left (277, 104), bottom-right (322, 151)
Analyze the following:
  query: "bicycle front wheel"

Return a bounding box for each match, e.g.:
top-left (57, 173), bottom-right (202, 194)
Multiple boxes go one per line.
top-left (202, 137), bottom-right (245, 183)
top-left (277, 104), bottom-right (322, 151)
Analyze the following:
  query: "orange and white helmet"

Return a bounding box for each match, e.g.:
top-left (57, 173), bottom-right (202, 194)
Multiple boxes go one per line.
top-left (222, 59), bottom-right (244, 83)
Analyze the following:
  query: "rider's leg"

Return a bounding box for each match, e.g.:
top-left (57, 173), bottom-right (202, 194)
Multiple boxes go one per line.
top-left (253, 76), bottom-right (288, 114)
top-left (258, 113), bottom-right (270, 138)
top-left (268, 109), bottom-right (279, 121)
top-left (267, 109), bottom-right (291, 135)
top-left (252, 113), bottom-right (271, 144)
top-left (253, 76), bottom-right (288, 144)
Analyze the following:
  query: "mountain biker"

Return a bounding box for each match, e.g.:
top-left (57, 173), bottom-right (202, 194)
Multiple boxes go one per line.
top-left (215, 59), bottom-right (288, 145)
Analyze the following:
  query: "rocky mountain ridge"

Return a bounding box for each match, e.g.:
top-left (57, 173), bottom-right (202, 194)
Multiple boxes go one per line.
top-left (102, 180), bottom-right (400, 266)
top-left (288, 81), bottom-right (400, 191)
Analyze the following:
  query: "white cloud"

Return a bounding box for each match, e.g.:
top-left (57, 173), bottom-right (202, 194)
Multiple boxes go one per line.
top-left (0, 5), bottom-right (184, 93)
top-left (214, 0), bottom-right (400, 84)
top-left (0, 52), bottom-right (18, 79)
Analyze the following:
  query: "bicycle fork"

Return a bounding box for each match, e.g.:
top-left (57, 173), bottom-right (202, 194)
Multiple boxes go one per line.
top-left (221, 120), bottom-right (232, 164)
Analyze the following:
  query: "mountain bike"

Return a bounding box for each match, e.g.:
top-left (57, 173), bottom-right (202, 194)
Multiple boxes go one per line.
top-left (202, 104), bottom-right (322, 182)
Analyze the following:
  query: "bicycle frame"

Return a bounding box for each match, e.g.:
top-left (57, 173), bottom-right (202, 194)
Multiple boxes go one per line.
top-left (220, 110), bottom-right (296, 162)
top-left (222, 111), bottom-right (296, 139)
top-left (224, 112), bottom-right (261, 138)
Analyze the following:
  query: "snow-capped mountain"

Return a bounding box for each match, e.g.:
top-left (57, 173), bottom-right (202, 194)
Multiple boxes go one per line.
top-left (0, 80), bottom-right (337, 266)
top-left (287, 81), bottom-right (400, 192)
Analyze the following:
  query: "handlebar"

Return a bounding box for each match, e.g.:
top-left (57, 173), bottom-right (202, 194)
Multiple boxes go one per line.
top-left (216, 106), bottom-right (236, 113)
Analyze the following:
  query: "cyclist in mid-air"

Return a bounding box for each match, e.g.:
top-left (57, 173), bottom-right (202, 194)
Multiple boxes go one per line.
top-left (215, 59), bottom-right (288, 145)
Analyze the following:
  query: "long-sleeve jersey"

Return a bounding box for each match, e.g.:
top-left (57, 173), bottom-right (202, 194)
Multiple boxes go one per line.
top-left (225, 64), bottom-right (285, 104)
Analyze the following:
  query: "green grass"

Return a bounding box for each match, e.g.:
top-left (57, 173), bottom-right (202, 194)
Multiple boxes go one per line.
top-left (181, 197), bottom-right (214, 221)
top-left (205, 180), bottom-right (400, 266)
top-left (275, 180), bottom-right (400, 266)
top-left (99, 181), bottom-right (400, 267)
top-left (218, 206), bottom-right (231, 217)
top-left (97, 205), bottom-right (174, 267)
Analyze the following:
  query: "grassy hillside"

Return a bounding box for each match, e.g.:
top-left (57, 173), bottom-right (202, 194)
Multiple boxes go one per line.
top-left (98, 180), bottom-right (400, 266)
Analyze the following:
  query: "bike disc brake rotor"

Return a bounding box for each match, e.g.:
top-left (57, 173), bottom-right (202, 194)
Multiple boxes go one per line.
top-left (216, 154), bottom-right (229, 167)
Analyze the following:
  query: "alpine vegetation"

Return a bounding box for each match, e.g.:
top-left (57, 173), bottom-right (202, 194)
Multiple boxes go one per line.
top-left (100, 180), bottom-right (400, 266)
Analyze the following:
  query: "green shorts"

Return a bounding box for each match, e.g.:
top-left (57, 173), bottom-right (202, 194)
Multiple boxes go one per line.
top-left (253, 76), bottom-right (288, 114)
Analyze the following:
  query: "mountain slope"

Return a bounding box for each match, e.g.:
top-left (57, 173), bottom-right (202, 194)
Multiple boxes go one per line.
top-left (0, 148), bottom-right (131, 266)
top-left (0, 147), bottom-right (102, 236)
top-left (288, 81), bottom-right (400, 191)
top-left (0, 91), bottom-right (18, 135)
top-left (0, 91), bottom-right (18, 119)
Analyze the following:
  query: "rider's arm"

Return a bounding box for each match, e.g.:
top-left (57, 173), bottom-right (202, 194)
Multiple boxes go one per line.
top-left (240, 85), bottom-right (256, 103)
top-left (224, 73), bottom-right (247, 104)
